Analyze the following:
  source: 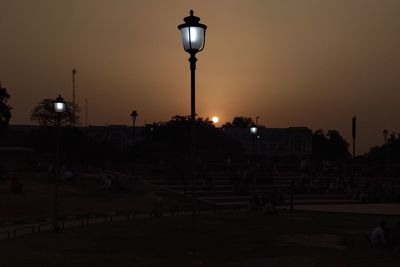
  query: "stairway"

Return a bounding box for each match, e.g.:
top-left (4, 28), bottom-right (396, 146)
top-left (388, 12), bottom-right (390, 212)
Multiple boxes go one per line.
top-left (143, 172), bottom-right (360, 210)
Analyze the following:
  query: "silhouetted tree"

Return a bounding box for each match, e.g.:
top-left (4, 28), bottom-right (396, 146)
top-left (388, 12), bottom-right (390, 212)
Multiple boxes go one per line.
top-left (312, 129), bottom-right (351, 166)
top-left (0, 83), bottom-right (12, 132)
top-left (30, 99), bottom-right (80, 126)
top-left (223, 116), bottom-right (254, 128)
top-left (367, 132), bottom-right (400, 164)
top-left (326, 130), bottom-right (351, 161)
top-left (136, 115), bottom-right (244, 164)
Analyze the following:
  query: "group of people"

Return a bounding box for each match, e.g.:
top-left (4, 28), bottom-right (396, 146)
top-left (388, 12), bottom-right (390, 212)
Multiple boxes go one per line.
top-left (370, 220), bottom-right (400, 250)
top-left (100, 171), bottom-right (126, 193)
top-left (249, 192), bottom-right (284, 214)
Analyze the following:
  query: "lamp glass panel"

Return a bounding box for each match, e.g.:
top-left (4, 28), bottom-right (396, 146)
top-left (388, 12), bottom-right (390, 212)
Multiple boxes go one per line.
top-left (54, 102), bottom-right (65, 113)
top-left (180, 26), bottom-right (204, 51)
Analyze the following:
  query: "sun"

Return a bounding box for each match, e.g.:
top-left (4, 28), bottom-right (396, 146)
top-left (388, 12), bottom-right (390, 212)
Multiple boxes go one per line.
top-left (211, 116), bottom-right (219, 124)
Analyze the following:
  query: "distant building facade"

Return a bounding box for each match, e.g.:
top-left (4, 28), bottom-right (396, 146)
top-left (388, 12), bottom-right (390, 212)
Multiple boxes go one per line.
top-left (222, 127), bottom-right (312, 158)
top-left (84, 125), bottom-right (145, 152)
top-left (7, 125), bottom-right (312, 158)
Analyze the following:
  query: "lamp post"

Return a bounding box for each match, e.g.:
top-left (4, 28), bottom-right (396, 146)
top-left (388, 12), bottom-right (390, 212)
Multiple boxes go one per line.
top-left (130, 110), bottom-right (138, 146)
top-left (255, 116), bottom-right (260, 155)
top-left (383, 129), bottom-right (388, 174)
top-left (53, 95), bottom-right (65, 232)
top-left (250, 126), bottom-right (258, 195)
top-left (250, 126), bottom-right (258, 152)
top-left (130, 110), bottom-right (138, 177)
top-left (178, 10), bottom-right (207, 255)
top-left (383, 129), bottom-right (388, 146)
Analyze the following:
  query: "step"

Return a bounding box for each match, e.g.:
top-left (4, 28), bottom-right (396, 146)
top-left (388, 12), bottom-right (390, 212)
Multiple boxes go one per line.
top-left (289, 194), bottom-right (351, 200)
top-left (188, 189), bottom-right (286, 197)
top-left (166, 184), bottom-right (289, 190)
top-left (214, 198), bottom-right (360, 209)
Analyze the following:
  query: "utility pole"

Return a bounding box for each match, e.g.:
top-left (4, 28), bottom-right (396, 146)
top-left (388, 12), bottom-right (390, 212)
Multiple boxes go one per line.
top-left (72, 68), bottom-right (77, 126)
top-left (85, 98), bottom-right (88, 127)
top-left (352, 116), bottom-right (356, 159)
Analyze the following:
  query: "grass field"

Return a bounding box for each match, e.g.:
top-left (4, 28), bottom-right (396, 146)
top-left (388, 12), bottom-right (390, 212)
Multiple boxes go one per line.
top-left (1, 210), bottom-right (400, 267)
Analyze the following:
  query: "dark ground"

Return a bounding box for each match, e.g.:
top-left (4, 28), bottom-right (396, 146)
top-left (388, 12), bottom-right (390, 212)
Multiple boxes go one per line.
top-left (0, 171), bottom-right (176, 221)
top-left (1, 210), bottom-right (400, 267)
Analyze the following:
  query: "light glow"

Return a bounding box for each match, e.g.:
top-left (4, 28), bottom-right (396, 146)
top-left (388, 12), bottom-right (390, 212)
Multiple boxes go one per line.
top-left (54, 102), bottom-right (65, 113)
top-left (180, 26), bottom-right (205, 51)
top-left (211, 116), bottom-right (219, 124)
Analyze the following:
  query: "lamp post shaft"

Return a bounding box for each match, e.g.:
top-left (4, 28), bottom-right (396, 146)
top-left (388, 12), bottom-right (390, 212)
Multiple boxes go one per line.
top-left (189, 53), bottom-right (197, 254)
top-left (130, 111), bottom-right (138, 146)
top-left (54, 113), bottom-right (61, 232)
top-left (190, 54), bottom-right (197, 121)
top-left (384, 131), bottom-right (388, 174)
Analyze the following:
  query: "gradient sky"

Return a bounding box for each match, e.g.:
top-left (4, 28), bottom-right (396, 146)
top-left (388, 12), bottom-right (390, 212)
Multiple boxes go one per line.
top-left (1, 0), bottom-right (400, 154)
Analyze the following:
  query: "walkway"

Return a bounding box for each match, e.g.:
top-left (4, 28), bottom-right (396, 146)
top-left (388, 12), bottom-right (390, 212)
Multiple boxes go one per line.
top-left (295, 203), bottom-right (400, 215)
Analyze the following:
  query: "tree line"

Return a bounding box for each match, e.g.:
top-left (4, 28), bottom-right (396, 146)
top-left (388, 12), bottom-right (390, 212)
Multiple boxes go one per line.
top-left (1, 85), bottom-right (400, 168)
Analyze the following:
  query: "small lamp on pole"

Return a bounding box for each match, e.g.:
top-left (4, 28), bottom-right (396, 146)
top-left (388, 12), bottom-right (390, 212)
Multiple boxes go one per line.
top-left (54, 95), bottom-right (66, 114)
top-left (383, 129), bottom-right (388, 146)
top-left (383, 129), bottom-right (389, 174)
top-left (53, 94), bottom-right (65, 232)
top-left (130, 110), bottom-right (138, 145)
top-left (250, 126), bottom-right (258, 152)
top-left (250, 126), bottom-right (258, 135)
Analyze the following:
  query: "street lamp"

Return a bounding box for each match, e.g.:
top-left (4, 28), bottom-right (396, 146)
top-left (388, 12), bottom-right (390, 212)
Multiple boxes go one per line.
top-left (250, 126), bottom-right (258, 158)
top-left (54, 95), bottom-right (66, 113)
top-left (383, 129), bottom-right (388, 146)
top-left (130, 110), bottom-right (138, 177)
top-left (383, 129), bottom-right (388, 174)
top-left (250, 126), bottom-right (258, 135)
top-left (53, 95), bottom-right (65, 232)
top-left (178, 10), bottom-right (207, 255)
top-left (130, 110), bottom-right (138, 145)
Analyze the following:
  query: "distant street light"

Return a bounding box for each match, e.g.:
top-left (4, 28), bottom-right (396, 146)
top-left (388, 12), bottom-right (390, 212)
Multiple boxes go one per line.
top-left (383, 129), bottom-right (388, 146)
top-left (53, 95), bottom-right (65, 232)
top-left (178, 10), bottom-right (207, 255)
top-left (250, 126), bottom-right (258, 154)
top-left (250, 126), bottom-right (258, 135)
top-left (383, 129), bottom-right (388, 174)
top-left (54, 95), bottom-right (66, 113)
top-left (130, 110), bottom-right (138, 177)
top-left (130, 110), bottom-right (138, 145)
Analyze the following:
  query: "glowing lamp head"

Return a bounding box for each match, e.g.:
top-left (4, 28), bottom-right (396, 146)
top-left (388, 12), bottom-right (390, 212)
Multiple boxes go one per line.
top-left (178, 10), bottom-right (207, 54)
top-left (54, 95), bottom-right (65, 113)
top-left (250, 126), bottom-right (258, 135)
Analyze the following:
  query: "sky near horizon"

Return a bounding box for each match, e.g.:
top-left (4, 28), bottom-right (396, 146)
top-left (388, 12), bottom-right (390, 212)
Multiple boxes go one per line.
top-left (1, 0), bottom-right (400, 154)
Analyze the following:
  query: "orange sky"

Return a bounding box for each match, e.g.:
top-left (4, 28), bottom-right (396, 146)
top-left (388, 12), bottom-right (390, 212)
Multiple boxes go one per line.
top-left (1, 0), bottom-right (400, 154)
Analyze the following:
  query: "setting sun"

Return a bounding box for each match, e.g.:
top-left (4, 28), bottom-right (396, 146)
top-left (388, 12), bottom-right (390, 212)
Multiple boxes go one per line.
top-left (211, 116), bottom-right (219, 124)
